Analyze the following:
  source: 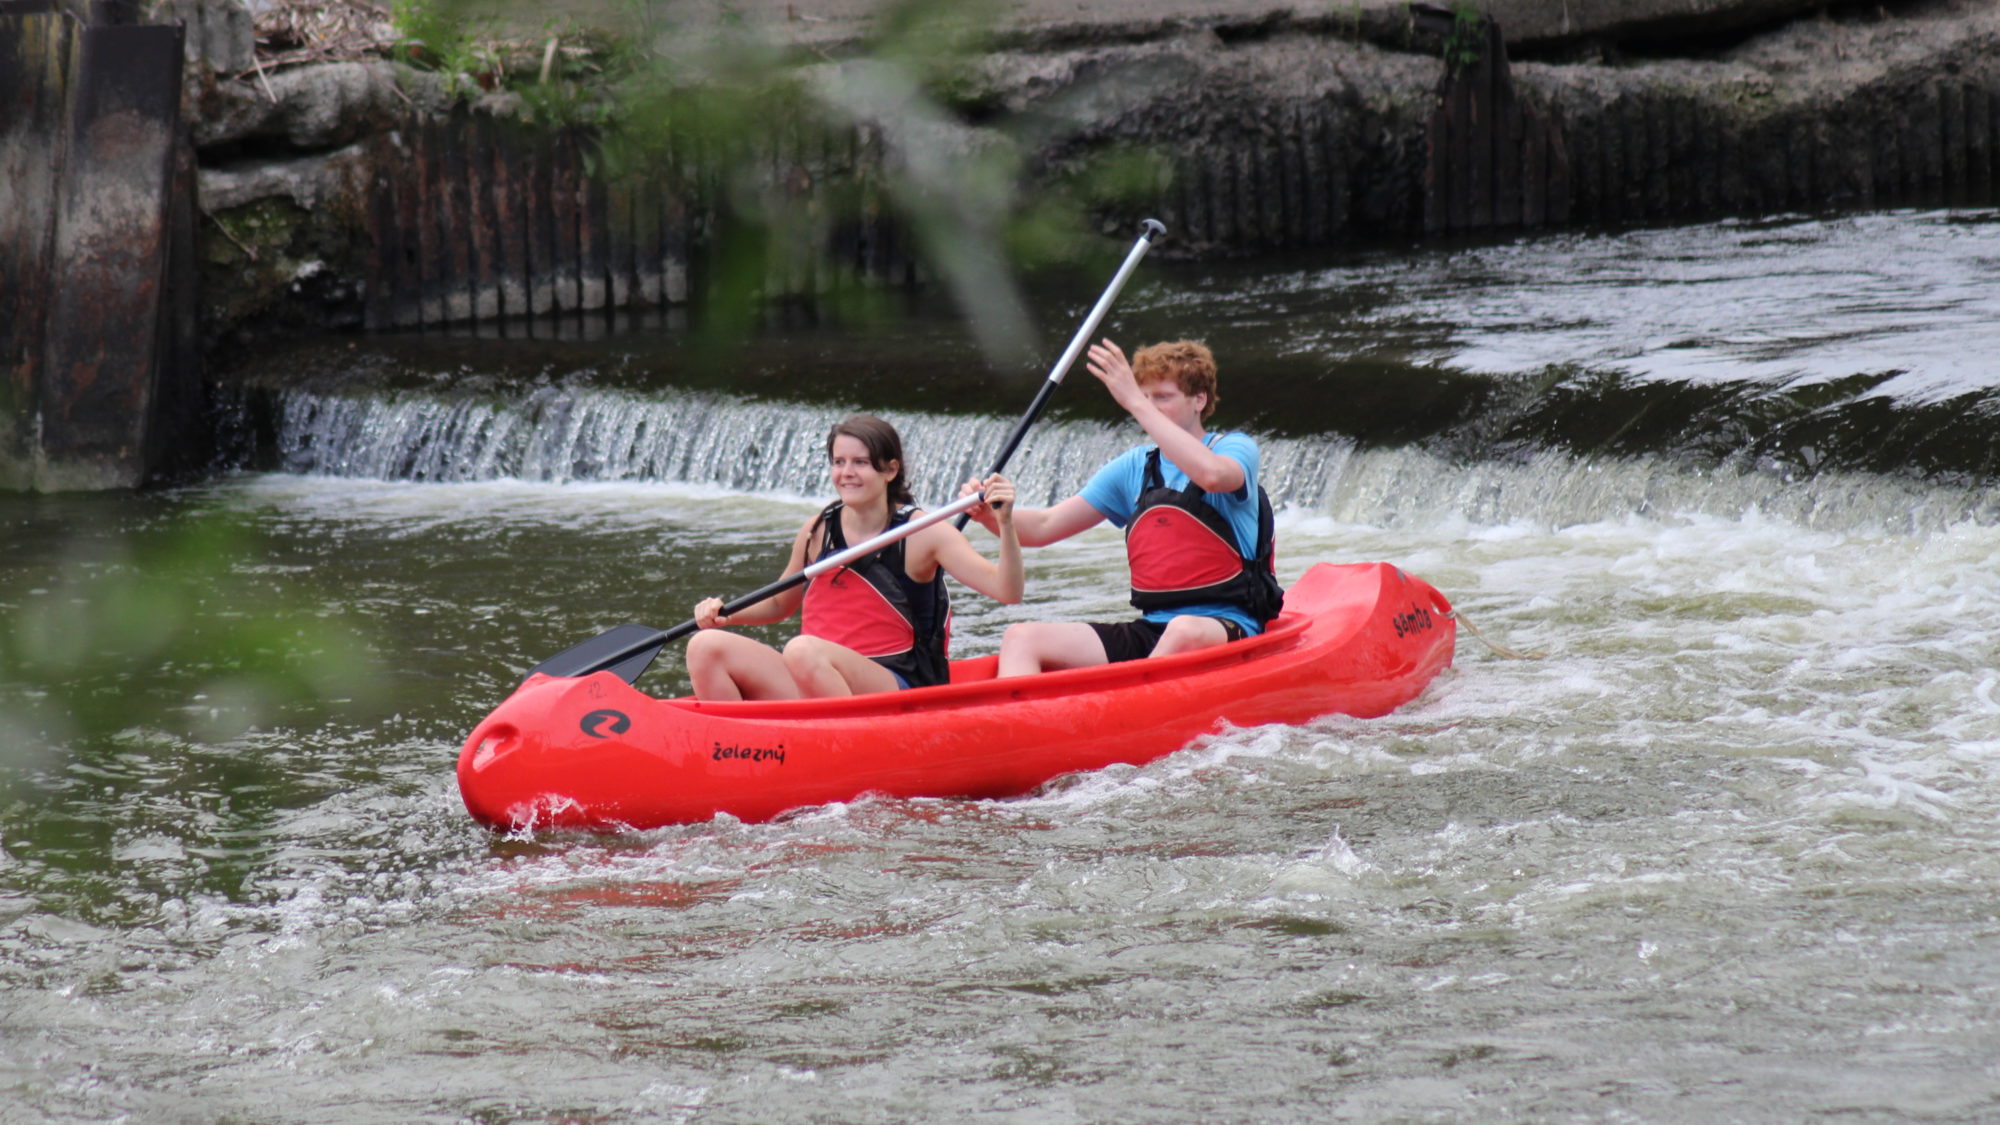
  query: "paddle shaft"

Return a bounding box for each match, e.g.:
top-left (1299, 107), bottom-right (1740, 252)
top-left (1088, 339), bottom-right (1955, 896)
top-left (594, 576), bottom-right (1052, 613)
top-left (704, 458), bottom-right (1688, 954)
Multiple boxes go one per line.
top-left (955, 217), bottom-right (1166, 528)
top-left (557, 492), bottom-right (987, 677)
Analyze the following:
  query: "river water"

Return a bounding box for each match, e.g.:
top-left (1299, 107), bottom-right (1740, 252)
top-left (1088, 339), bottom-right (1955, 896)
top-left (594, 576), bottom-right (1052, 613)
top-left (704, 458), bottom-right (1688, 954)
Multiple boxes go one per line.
top-left (4, 209), bottom-right (1999, 1122)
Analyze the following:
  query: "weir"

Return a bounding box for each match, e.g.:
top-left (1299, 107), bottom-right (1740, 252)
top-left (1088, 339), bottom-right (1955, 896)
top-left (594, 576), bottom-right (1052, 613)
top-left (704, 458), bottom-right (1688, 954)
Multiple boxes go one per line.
top-left (254, 382), bottom-right (2000, 534)
top-left (265, 384), bottom-right (1170, 503)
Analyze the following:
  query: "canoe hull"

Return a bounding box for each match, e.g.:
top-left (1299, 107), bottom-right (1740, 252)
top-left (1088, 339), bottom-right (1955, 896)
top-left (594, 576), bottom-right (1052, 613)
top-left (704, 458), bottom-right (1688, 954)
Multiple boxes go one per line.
top-left (457, 561), bottom-right (1455, 830)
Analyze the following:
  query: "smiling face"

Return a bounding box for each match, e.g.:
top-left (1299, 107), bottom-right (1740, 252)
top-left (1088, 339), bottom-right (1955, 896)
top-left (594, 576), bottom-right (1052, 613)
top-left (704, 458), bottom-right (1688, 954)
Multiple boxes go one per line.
top-left (824, 413), bottom-right (913, 514)
top-left (829, 434), bottom-right (898, 510)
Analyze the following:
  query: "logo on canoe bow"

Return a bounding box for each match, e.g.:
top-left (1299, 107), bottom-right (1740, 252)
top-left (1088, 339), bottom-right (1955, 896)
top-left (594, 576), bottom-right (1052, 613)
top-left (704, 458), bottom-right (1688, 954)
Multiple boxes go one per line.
top-left (1392, 604), bottom-right (1434, 638)
top-left (579, 709), bottom-right (632, 738)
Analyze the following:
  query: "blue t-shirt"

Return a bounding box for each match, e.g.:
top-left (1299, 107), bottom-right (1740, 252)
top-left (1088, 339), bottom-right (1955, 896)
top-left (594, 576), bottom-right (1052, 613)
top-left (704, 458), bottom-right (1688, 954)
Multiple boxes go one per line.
top-left (1078, 431), bottom-right (1264, 636)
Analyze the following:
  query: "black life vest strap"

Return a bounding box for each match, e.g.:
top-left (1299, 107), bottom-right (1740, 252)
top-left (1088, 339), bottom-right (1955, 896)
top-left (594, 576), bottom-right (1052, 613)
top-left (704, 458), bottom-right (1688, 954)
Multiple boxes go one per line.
top-left (1135, 445), bottom-right (1285, 624)
top-left (812, 501), bottom-right (951, 686)
top-left (815, 500), bottom-right (912, 571)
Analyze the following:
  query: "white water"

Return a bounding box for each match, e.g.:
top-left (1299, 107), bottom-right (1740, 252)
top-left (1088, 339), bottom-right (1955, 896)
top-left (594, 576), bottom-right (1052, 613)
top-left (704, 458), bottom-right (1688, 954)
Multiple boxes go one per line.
top-left (8, 208), bottom-right (2000, 1122)
top-left (91, 468), bottom-right (1997, 1122)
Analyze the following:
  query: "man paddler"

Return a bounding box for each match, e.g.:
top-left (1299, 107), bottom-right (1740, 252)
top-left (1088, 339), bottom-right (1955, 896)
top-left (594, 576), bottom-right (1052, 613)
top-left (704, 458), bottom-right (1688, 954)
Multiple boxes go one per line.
top-left (959, 338), bottom-right (1282, 677)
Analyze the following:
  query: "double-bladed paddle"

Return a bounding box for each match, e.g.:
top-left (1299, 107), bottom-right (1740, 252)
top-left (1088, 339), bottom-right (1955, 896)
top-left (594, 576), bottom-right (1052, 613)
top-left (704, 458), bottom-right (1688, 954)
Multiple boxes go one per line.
top-left (523, 218), bottom-right (1168, 686)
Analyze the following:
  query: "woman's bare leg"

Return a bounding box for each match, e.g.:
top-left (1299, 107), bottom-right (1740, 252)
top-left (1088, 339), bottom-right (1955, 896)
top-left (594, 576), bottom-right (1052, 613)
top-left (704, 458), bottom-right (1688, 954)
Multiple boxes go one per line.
top-left (687, 630), bottom-right (802, 701)
top-left (782, 635), bottom-right (902, 697)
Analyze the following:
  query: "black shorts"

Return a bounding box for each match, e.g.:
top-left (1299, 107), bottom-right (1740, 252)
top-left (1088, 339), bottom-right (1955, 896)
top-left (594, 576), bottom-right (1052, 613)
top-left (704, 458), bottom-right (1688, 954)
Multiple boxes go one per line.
top-left (1089, 616), bottom-right (1245, 664)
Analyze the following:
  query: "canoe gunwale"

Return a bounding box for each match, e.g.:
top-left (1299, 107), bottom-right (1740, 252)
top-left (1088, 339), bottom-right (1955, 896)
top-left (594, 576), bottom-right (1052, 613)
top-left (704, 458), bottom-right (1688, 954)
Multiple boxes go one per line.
top-left (636, 605), bottom-right (1319, 723)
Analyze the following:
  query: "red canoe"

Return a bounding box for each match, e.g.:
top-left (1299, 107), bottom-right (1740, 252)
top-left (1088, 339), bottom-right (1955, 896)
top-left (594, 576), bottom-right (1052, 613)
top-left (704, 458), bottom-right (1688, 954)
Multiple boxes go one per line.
top-left (457, 561), bottom-right (1456, 831)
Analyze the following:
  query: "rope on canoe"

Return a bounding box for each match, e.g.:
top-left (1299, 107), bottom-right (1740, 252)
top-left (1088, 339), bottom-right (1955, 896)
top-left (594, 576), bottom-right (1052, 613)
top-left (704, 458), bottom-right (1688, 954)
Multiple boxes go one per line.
top-left (1446, 608), bottom-right (1546, 660)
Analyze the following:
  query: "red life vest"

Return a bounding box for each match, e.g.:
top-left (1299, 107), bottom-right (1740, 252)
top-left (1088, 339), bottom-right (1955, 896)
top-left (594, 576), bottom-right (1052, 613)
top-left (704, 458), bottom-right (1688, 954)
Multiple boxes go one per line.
top-left (1126, 448), bottom-right (1285, 625)
top-left (800, 502), bottom-right (951, 687)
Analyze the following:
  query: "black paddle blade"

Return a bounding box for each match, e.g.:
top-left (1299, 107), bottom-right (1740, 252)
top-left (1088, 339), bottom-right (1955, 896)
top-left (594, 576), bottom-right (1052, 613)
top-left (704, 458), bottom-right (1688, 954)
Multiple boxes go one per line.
top-left (523, 623), bottom-right (668, 686)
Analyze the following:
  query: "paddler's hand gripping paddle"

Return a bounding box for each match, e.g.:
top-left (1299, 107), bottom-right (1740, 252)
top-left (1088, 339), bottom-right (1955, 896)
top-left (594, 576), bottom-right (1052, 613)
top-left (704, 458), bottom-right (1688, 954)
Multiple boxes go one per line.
top-left (522, 492), bottom-right (986, 684)
top-left (524, 219), bottom-right (1167, 685)
top-left (955, 217), bottom-right (1166, 528)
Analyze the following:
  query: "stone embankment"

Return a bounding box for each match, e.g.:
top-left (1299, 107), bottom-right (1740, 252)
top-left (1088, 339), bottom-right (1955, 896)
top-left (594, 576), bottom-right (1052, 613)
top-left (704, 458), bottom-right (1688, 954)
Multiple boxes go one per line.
top-left (3, 0), bottom-right (1995, 367)
top-left (159, 0), bottom-right (1998, 351)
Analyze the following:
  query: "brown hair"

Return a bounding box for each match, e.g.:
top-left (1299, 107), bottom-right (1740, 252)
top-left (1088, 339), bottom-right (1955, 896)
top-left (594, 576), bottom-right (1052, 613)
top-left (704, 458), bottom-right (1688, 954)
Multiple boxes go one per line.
top-left (825, 414), bottom-right (914, 511)
top-left (1131, 340), bottom-right (1219, 420)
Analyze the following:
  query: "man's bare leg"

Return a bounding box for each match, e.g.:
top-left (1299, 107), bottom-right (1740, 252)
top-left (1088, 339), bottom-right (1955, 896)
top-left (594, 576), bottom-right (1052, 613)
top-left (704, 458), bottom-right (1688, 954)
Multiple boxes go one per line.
top-left (1148, 615), bottom-right (1231, 659)
top-left (997, 621), bottom-right (1109, 678)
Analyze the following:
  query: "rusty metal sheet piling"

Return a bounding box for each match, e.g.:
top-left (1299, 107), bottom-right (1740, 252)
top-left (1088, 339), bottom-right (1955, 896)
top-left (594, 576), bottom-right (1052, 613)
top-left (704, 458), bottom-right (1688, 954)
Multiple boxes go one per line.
top-left (440, 114), bottom-right (475, 324)
top-left (362, 133), bottom-right (395, 330)
top-left (412, 117), bottom-right (444, 327)
top-left (520, 126), bottom-right (553, 320)
top-left (1423, 13), bottom-right (1564, 236)
top-left (579, 151), bottom-right (609, 314)
top-left (370, 127), bottom-right (419, 329)
top-left (28, 18), bottom-right (187, 490)
top-left (1, 4), bottom-right (70, 488)
top-left (630, 166), bottom-right (664, 309)
top-left (605, 175), bottom-right (635, 313)
top-left (455, 107), bottom-right (498, 323)
top-left (145, 133), bottom-right (207, 483)
top-left (487, 116), bottom-right (530, 322)
top-left (550, 130), bottom-right (583, 317)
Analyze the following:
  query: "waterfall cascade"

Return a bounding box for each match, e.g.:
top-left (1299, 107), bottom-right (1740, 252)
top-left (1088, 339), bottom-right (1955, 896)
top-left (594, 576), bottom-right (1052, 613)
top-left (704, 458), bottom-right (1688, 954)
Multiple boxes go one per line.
top-left (266, 384), bottom-right (2000, 534)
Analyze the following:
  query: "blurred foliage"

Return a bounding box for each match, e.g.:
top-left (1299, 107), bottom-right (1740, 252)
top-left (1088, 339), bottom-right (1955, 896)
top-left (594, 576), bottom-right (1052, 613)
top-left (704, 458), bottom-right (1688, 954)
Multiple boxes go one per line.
top-left (389, 0), bottom-right (504, 98)
top-left (0, 497), bottom-right (391, 920)
top-left (1444, 1), bottom-right (1488, 75)
top-left (0, 502), bottom-right (383, 784)
top-left (398, 0), bottom-right (1165, 369)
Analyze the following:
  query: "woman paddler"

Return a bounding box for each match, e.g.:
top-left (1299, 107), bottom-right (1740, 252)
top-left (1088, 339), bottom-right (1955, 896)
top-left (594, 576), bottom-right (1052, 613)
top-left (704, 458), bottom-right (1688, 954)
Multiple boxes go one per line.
top-left (687, 414), bottom-right (1023, 701)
